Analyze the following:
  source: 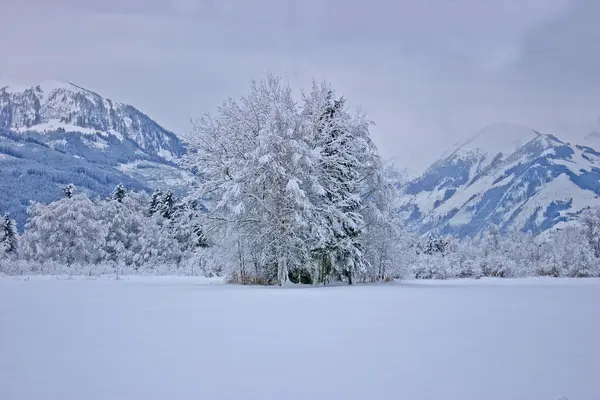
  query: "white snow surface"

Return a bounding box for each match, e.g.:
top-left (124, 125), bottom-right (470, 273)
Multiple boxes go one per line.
top-left (1, 276), bottom-right (598, 400)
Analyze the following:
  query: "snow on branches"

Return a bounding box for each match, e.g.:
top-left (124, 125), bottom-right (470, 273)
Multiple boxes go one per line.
top-left (183, 74), bottom-right (392, 285)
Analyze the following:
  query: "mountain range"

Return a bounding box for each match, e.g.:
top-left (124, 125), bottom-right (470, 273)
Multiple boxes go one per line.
top-left (0, 80), bottom-right (191, 229)
top-left (399, 122), bottom-right (600, 237)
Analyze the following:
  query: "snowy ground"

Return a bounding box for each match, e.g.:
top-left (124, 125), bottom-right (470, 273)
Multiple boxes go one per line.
top-left (1, 276), bottom-right (599, 400)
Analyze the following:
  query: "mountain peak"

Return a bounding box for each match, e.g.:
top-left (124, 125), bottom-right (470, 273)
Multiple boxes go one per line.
top-left (0, 79), bottom-right (184, 160)
top-left (400, 124), bottom-right (600, 238)
top-left (1, 79), bottom-right (78, 94)
top-left (449, 122), bottom-right (539, 158)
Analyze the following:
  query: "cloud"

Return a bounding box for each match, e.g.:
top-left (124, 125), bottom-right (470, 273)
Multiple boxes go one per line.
top-left (515, 0), bottom-right (600, 88)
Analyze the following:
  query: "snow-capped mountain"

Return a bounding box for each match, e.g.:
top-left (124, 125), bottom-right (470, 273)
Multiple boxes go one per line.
top-left (0, 80), bottom-right (184, 160)
top-left (0, 80), bottom-right (191, 229)
top-left (400, 123), bottom-right (600, 237)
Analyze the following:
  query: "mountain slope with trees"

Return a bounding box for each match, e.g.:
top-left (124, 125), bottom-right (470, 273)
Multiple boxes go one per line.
top-left (0, 81), bottom-right (191, 229)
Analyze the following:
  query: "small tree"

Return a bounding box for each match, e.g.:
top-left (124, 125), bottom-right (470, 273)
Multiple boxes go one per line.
top-left (149, 188), bottom-right (164, 216)
top-left (581, 207), bottom-right (600, 258)
top-left (161, 190), bottom-right (175, 219)
top-left (1, 213), bottom-right (18, 254)
top-left (112, 183), bottom-right (127, 203)
top-left (63, 183), bottom-right (75, 198)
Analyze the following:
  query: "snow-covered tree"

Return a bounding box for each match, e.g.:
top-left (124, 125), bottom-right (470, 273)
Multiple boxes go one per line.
top-left (183, 74), bottom-right (319, 285)
top-left (183, 74), bottom-right (394, 285)
top-left (543, 225), bottom-right (599, 277)
top-left (170, 200), bottom-right (209, 252)
top-left (112, 183), bottom-right (127, 203)
top-left (302, 81), bottom-right (385, 284)
top-left (63, 183), bottom-right (75, 198)
top-left (161, 190), bottom-right (175, 219)
top-left (149, 188), bottom-right (164, 216)
top-left (98, 191), bottom-right (148, 267)
top-left (21, 193), bottom-right (106, 266)
top-left (358, 161), bottom-right (406, 281)
top-left (1, 213), bottom-right (18, 255)
top-left (580, 207), bottom-right (600, 257)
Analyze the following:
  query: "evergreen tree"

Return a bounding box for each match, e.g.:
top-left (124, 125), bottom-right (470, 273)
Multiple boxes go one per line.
top-left (149, 188), bottom-right (164, 216)
top-left (161, 190), bottom-right (175, 219)
top-left (63, 183), bottom-right (75, 198)
top-left (112, 183), bottom-right (127, 203)
top-left (1, 213), bottom-right (18, 254)
top-left (303, 82), bottom-right (380, 284)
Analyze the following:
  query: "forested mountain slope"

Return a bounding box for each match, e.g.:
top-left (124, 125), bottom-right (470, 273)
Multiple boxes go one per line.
top-left (0, 81), bottom-right (190, 228)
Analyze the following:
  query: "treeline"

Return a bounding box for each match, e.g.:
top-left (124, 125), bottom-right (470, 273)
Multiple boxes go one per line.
top-left (409, 220), bottom-right (600, 279)
top-left (0, 184), bottom-right (219, 277)
top-left (2, 182), bottom-right (600, 280)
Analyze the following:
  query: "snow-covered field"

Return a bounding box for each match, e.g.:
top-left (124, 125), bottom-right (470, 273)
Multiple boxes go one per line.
top-left (1, 277), bottom-right (598, 400)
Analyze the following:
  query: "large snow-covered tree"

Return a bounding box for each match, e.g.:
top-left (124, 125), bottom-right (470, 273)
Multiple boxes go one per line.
top-left (301, 81), bottom-right (385, 284)
top-left (183, 75), bottom-right (317, 285)
top-left (183, 74), bottom-right (392, 285)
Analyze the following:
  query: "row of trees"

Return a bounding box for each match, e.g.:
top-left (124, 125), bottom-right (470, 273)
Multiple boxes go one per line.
top-left (410, 218), bottom-right (600, 279)
top-left (2, 182), bottom-right (600, 280)
top-left (0, 184), bottom-right (217, 277)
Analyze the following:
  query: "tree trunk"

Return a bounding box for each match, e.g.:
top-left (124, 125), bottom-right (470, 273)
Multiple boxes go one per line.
top-left (277, 254), bottom-right (287, 286)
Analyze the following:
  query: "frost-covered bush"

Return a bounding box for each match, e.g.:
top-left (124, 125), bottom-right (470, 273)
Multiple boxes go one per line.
top-left (20, 193), bottom-right (107, 266)
top-left (412, 254), bottom-right (448, 280)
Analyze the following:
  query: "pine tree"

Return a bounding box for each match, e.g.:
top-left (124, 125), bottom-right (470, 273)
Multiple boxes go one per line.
top-left (161, 190), bottom-right (175, 219)
top-left (149, 188), bottom-right (164, 216)
top-left (303, 82), bottom-right (379, 284)
top-left (1, 213), bottom-right (18, 254)
top-left (112, 183), bottom-right (127, 203)
top-left (63, 183), bottom-right (75, 198)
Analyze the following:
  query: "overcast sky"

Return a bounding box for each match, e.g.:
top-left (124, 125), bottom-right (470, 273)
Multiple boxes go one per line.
top-left (1, 0), bottom-right (599, 173)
